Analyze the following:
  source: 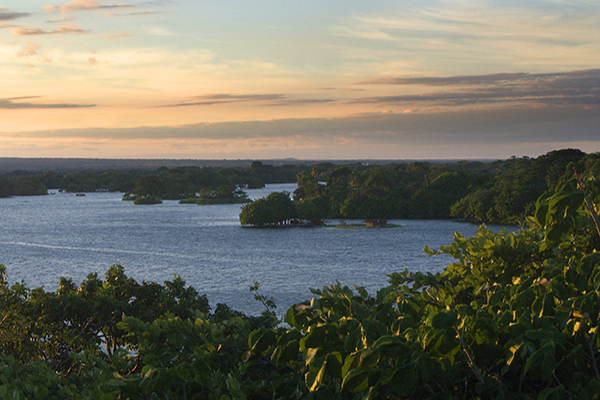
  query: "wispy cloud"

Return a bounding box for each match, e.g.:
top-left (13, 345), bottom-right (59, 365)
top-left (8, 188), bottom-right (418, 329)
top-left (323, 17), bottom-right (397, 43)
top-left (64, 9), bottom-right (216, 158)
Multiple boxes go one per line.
top-left (359, 72), bottom-right (532, 87)
top-left (268, 99), bottom-right (336, 107)
top-left (353, 69), bottom-right (600, 108)
top-left (129, 11), bottom-right (161, 16)
top-left (332, 3), bottom-right (600, 71)
top-left (162, 94), bottom-right (285, 107)
top-left (162, 94), bottom-right (336, 108)
top-left (102, 30), bottom-right (129, 39)
top-left (104, 10), bottom-right (162, 17)
top-left (47, 15), bottom-right (75, 22)
top-left (11, 23), bottom-right (88, 36)
top-left (0, 96), bottom-right (95, 109)
top-left (0, 7), bottom-right (30, 21)
top-left (43, 0), bottom-right (135, 14)
top-left (144, 25), bottom-right (174, 36)
top-left (16, 42), bottom-right (41, 58)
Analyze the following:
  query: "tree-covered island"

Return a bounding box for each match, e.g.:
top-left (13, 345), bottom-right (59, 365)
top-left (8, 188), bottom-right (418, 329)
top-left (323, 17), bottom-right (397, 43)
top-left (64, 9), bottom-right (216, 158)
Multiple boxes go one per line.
top-left (1, 168), bottom-right (600, 398)
top-left (240, 149), bottom-right (600, 226)
top-left (1, 149), bottom-right (599, 221)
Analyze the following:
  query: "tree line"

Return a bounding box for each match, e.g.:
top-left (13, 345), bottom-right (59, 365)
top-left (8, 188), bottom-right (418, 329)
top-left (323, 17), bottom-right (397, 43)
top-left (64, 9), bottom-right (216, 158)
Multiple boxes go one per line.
top-left (243, 149), bottom-right (599, 225)
top-left (1, 169), bottom-right (600, 398)
top-left (0, 161), bottom-right (308, 200)
top-left (2, 150), bottom-right (600, 224)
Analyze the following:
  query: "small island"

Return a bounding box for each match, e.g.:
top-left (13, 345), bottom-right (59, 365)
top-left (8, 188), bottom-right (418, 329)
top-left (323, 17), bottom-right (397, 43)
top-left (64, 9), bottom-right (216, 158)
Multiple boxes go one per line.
top-left (133, 195), bottom-right (162, 205)
top-left (181, 184), bottom-right (250, 205)
top-left (239, 191), bottom-right (328, 227)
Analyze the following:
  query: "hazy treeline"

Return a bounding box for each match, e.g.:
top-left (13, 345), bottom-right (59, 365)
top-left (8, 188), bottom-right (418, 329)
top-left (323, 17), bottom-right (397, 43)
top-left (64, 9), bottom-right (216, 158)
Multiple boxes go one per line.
top-left (0, 157), bottom-right (311, 174)
top-left (0, 161), bottom-right (308, 199)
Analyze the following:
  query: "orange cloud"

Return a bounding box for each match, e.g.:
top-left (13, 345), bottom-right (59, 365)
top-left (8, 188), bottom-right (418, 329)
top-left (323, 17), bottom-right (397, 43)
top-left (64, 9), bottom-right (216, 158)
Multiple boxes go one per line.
top-left (47, 15), bottom-right (74, 22)
top-left (43, 0), bottom-right (135, 14)
top-left (16, 41), bottom-right (40, 58)
top-left (0, 96), bottom-right (94, 109)
top-left (102, 30), bottom-right (129, 39)
top-left (57, 24), bottom-right (87, 33)
top-left (88, 56), bottom-right (97, 64)
top-left (11, 23), bottom-right (88, 36)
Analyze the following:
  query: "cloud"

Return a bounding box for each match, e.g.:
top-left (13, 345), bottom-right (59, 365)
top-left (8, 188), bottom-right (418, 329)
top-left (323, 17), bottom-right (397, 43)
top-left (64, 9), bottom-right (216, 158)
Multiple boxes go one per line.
top-left (11, 23), bottom-right (88, 36)
top-left (102, 31), bottom-right (129, 39)
top-left (0, 96), bottom-right (95, 109)
top-left (352, 69), bottom-right (600, 108)
top-left (0, 8), bottom-right (30, 21)
top-left (17, 42), bottom-right (41, 58)
top-left (128, 11), bottom-right (161, 16)
top-left (145, 26), bottom-right (174, 36)
top-left (162, 94), bottom-right (285, 107)
top-left (57, 24), bottom-right (88, 33)
top-left (88, 56), bottom-right (97, 64)
top-left (358, 72), bottom-right (532, 87)
top-left (47, 15), bottom-right (75, 22)
top-left (14, 104), bottom-right (600, 145)
top-left (162, 94), bottom-right (336, 108)
top-left (268, 99), bottom-right (336, 107)
top-left (6, 103), bottom-right (599, 159)
top-left (43, 0), bottom-right (135, 14)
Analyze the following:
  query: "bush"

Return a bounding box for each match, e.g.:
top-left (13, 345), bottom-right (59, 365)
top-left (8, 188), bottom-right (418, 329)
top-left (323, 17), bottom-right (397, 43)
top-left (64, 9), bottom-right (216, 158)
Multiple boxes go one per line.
top-left (2, 173), bottom-right (600, 398)
top-left (133, 195), bottom-right (162, 205)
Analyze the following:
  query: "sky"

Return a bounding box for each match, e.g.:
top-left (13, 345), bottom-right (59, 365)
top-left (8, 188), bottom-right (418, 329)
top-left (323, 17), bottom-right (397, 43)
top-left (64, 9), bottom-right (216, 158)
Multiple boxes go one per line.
top-left (1, 0), bottom-right (599, 160)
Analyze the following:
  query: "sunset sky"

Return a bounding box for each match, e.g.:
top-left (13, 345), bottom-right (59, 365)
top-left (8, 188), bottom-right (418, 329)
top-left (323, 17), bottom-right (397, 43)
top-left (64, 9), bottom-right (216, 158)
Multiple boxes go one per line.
top-left (1, 0), bottom-right (599, 160)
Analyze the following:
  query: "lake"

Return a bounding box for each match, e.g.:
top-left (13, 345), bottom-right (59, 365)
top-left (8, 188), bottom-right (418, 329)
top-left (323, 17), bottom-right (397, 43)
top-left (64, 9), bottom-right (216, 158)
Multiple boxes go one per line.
top-left (0, 184), bottom-right (514, 316)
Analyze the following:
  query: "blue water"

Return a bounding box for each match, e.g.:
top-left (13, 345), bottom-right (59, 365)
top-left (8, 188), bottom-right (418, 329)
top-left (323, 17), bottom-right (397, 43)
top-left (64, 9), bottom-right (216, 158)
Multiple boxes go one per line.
top-left (0, 184), bottom-right (513, 315)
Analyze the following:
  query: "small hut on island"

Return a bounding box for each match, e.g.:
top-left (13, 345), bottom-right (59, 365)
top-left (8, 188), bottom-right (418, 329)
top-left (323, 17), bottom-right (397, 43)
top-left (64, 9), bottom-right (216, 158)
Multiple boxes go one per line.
top-left (365, 219), bottom-right (387, 228)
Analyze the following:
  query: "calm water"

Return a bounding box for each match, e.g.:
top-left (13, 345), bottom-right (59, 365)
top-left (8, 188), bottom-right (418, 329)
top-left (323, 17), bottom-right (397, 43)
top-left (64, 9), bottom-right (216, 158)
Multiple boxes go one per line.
top-left (0, 184), bottom-right (512, 315)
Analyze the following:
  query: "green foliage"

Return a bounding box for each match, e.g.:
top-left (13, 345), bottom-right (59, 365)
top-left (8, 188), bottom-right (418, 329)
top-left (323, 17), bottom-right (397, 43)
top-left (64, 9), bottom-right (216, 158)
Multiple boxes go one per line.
top-left (0, 163), bottom-right (310, 199)
top-left (0, 264), bottom-right (209, 369)
top-left (195, 184), bottom-right (250, 205)
top-left (288, 150), bottom-right (600, 223)
top-left (297, 196), bottom-right (329, 225)
top-left (132, 195), bottom-right (163, 205)
top-left (240, 191), bottom-right (298, 226)
top-left (4, 165), bottom-right (600, 398)
top-left (0, 171), bottom-right (48, 197)
top-left (4, 150), bottom-right (599, 225)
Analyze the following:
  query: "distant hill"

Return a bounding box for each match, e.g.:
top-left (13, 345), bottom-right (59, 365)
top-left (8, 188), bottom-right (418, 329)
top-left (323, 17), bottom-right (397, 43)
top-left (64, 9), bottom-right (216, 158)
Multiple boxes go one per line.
top-left (0, 157), bottom-right (497, 173)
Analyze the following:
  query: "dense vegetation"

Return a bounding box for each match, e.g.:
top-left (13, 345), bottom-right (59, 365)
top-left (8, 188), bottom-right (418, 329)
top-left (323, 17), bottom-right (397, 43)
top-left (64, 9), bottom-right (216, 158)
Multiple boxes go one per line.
top-left (1, 169), bottom-right (600, 398)
top-left (239, 191), bottom-right (300, 226)
top-left (0, 161), bottom-right (307, 200)
top-left (291, 149), bottom-right (600, 224)
top-left (2, 150), bottom-right (599, 221)
top-left (238, 149), bottom-right (600, 226)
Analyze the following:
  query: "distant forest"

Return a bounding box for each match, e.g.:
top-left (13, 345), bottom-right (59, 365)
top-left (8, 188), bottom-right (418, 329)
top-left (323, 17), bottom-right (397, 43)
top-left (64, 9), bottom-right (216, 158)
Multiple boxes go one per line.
top-left (1, 149), bottom-right (598, 224)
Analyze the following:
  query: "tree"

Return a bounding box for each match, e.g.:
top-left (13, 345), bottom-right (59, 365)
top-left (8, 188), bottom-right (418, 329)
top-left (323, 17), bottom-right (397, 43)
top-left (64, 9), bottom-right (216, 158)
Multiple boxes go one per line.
top-left (293, 171), bottom-right (322, 201)
top-left (133, 174), bottom-right (163, 197)
top-left (239, 191), bottom-right (298, 226)
top-left (297, 196), bottom-right (329, 225)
